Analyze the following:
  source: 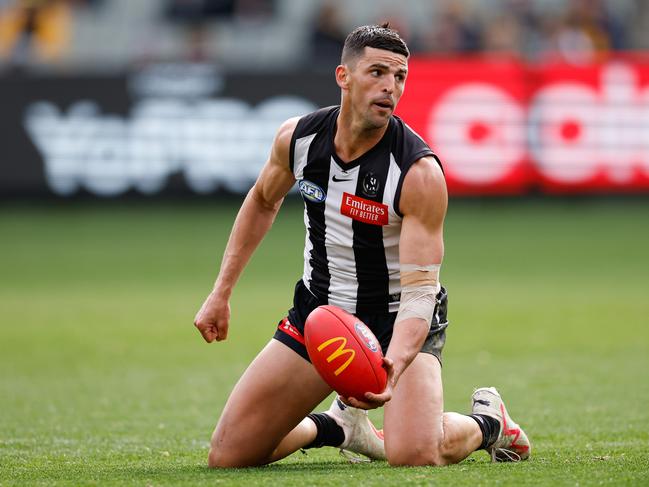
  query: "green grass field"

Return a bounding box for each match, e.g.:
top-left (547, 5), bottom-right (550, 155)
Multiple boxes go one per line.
top-left (1, 198), bottom-right (648, 486)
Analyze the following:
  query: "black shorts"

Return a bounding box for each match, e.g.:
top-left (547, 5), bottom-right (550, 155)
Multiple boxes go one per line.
top-left (273, 279), bottom-right (449, 364)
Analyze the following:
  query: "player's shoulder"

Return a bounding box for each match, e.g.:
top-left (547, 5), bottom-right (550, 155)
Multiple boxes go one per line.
top-left (293, 105), bottom-right (339, 139)
top-left (388, 115), bottom-right (442, 172)
top-left (272, 106), bottom-right (338, 166)
top-left (406, 156), bottom-right (446, 187)
top-left (275, 116), bottom-right (300, 148)
top-left (276, 106), bottom-right (338, 145)
top-left (400, 155), bottom-right (447, 216)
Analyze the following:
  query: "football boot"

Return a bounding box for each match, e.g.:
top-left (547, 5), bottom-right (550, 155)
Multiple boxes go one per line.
top-left (471, 387), bottom-right (531, 462)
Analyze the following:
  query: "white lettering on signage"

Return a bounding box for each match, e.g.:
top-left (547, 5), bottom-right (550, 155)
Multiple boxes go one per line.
top-left (528, 63), bottom-right (649, 183)
top-left (23, 96), bottom-right (316, 196)
top-left (429, 83), bottom-right (527, 184)
top-left (22, 62), bottom-right (649, 196)
top-left (429, 62), bottom-right (649, 186)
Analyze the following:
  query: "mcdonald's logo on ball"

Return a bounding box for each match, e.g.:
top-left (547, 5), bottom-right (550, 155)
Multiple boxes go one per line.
top-left (305, 305), bottom-right (387, 400)
top-left (316, 336), bottom-right (356, 376)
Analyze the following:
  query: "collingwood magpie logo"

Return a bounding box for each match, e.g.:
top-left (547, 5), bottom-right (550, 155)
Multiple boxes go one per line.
top-left (298, 180), bottom-right (326, 203)
top-left (362, 172), bottom-right (380, 197)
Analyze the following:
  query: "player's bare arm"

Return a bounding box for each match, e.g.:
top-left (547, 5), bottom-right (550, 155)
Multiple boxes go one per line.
top-left (348, 156), bottom-right (447, 409)
top-left (193, 117), bottom-right (299, 343)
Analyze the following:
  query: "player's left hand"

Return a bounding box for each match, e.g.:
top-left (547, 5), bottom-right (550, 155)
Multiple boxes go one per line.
top-left (343, 357), bottom-right (395, 410)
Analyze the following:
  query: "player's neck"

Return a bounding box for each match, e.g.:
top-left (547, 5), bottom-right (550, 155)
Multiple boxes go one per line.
top-left (334, 108), bottom-right (387, 163)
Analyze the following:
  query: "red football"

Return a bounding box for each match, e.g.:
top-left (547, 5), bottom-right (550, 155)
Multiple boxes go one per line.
top-left (304, 305), bottom-right (387, 401)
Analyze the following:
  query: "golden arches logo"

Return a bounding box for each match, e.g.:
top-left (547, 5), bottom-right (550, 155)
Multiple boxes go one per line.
top-left (316, 336), bottom-right (355, 376)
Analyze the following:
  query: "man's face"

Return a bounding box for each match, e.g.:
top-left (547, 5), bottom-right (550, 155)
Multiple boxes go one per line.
top-left (343, 46), bottom-right (408, 129)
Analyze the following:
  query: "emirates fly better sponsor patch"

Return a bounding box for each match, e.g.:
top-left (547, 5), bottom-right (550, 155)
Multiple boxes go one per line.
top-left (340, 192), bottom-right (388, 226)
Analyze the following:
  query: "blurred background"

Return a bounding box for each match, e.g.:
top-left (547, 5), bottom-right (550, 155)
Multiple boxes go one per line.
top-left (2, 0), bottom-right (649, 198)
top-left (2, 2), bottom-right (649, 484)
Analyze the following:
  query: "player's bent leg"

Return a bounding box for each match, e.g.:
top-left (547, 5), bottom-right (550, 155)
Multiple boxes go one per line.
top-left (208, 339), bottom-right (332, 468)
top-left (383, 353), bottom-right (482, 466)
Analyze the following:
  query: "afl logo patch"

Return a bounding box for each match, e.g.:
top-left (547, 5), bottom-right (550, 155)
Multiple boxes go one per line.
top-left (362, 172), bottom-right (380, 197)
top-left (354, 322), bottom-right (379, 353)
top-left (298, 180), bottom-right (326, 203)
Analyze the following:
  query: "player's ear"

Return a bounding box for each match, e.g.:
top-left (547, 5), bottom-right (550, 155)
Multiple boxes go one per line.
top-left (335, 65), bottom-right (350, 90)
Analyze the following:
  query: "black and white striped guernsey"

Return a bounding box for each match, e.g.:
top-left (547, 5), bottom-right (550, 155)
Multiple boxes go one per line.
top-left (290, 106), bottom-right (441, 314)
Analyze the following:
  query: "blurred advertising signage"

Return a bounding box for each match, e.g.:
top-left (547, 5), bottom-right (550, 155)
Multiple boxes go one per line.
top-left (24, 96), bottom-right (317, 197)
top-left (20, 59), bottom-right (649, 197)
top-left (397, 58), bottom-right (649, 194)
top-left (14, 62), bottom-right (332, 197)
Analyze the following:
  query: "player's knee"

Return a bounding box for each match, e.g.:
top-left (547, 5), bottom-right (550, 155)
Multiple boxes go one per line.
top-left (208, 444), bottom-right (238, 468)
top-left (208, 444), bottom-right (257, 469)
top-left (388, 452), bottom-right (447, 467)
top-left (207, 446), bottom-right (225, 468)
top-left (208, 430), bottom-right (245, 468)
top-left (208, 434), bottom-right (271, 468)
top-left (386, 443), bottom-right (449, 467)
top-left (207, 431), bottom-right (228, 468)
top-left (208, 426), bottom-right (242, 468)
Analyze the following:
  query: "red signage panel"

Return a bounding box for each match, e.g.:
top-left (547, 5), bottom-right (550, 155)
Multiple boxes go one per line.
top-left (397, 56), bottom-right (649, 195)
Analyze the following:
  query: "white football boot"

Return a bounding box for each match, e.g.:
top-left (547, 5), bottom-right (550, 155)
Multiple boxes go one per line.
top-left (471, 387), bottom-right (531, 462)
top-left (324, 397), bottom-right (386, 462)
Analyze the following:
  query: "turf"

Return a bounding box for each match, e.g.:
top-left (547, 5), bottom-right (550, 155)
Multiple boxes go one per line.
top-left (1, 198), bottom-right (648, 486)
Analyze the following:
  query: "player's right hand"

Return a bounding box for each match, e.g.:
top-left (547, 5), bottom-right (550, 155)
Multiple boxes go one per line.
top-left (194, 292), bottom-right (230, 343)
top-left (343, 357), bottom-right (395, 410)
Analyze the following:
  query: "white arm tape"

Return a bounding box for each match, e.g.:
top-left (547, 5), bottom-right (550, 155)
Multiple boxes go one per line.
top-left (395, 286), bottom-right (437, 326)
top-left (395, 264), bottom-right (441, 327)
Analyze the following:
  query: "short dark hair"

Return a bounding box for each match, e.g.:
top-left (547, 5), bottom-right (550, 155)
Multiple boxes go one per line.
top-left (341, 23), bottom-right (409, 65)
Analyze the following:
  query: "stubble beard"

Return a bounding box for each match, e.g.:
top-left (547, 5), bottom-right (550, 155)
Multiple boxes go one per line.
top-left (366, 117), bottom-right (389, 133)
top-left (362, 106), bottom-right (390, 131)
